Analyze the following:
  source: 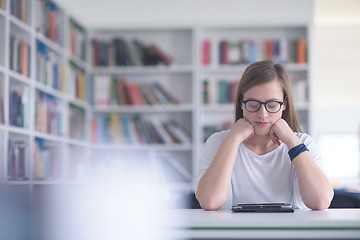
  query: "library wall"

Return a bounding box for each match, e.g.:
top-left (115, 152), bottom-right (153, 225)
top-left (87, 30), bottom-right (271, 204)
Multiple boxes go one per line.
top-left (59, 0), bottom-right (313, 28)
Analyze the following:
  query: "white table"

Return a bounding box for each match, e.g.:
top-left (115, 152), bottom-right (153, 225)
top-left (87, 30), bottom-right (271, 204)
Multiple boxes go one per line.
top-left (165, 209), bottom-right (360, 239)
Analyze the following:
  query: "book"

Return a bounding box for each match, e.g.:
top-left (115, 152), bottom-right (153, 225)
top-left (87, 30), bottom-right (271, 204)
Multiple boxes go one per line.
top-left (149, 44), bottom-right (173, 65)
top-left (297, 38), bottom-right (306, 64)
top-left (7, 139), bottom-right (30, 181)
top-left (116, 78), bottom-right (130, 105)
top-left (0, 80), bottom-right (4, 124)
top-left (202, 39), bottom-right (211, 65)
top-left (202, 80), bottom-right (209, 104)
top-left (33, 138), bottom-right (62, 180)
top-left (163, 121), bottom-right (191, 143)
top-left (9, 35), bottom-right (31, 77)
top-left (127, 83), bottom-right (144, 105)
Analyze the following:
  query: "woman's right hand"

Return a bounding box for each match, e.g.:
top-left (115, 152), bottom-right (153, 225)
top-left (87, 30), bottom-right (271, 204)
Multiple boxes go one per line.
top-left (228, 118), bottom-right (255, 143)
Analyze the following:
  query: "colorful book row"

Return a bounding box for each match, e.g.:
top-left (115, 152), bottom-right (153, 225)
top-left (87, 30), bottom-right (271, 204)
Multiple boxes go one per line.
top-left (203, 80), bottom-right (237, 104)
top-left (92, 38), bottom-right (172, 67)
top-left (33, 138), bottom-right (62, 180)
top-left (202, 38), bottom-right (307, 65)
top-left (9, 35), bottom-right (31, 77)
top-left (92, 114), bottom-right (191, 144)
top-left (7, 139), bottom-right (30, 181)
top-left (69, 104), bottom-right (85, 140)
top-left (35, 91), bottom-right (63, 136)
top-left (36, 0), bottom-right (64, 46)
top-left (10, 0), bottom-right (29, 24)
top-left (36, 40), bottom-right (67, 91)
top-left (94, 76), bottom-right (179, 106)
top-left (68, 61), bottom-right (86, 101)
top-left (69, 18), bottom-right (86, 60)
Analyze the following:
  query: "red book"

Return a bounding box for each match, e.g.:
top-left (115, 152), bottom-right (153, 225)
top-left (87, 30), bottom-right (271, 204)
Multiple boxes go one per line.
top-left (222, 41), bottom-right (229, 65)
top-left (22, 41), bottom-right (28, 77)
top-left (50, 12), bottom-right (56, 41)
top-left (91, 118), bottom-right (99, 143)
top-left (128, 83), bottom-right (143, 105)
top-left (266, 40), bottom-right (274, 60)
top-left (117, 79), bottom-right (130, 105)
top-left (71, 28), bottom-right (76, 55)
top-left (297, 38), bottom-right (306, 64)
top-left (202, 40), bottom-right (210, 65)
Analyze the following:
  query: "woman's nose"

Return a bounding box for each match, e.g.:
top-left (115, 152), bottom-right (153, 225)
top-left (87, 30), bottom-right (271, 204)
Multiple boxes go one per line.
top-left (257, 105), bottom-right (268, 117)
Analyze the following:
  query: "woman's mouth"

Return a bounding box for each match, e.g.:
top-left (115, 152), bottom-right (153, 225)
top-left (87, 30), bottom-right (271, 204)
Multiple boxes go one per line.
top-left (255, 121), bottom-right (269, 127)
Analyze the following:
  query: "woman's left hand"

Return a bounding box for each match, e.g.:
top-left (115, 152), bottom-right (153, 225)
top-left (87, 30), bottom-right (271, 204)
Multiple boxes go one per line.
top-left (269, 119), bottom-right (301, 148)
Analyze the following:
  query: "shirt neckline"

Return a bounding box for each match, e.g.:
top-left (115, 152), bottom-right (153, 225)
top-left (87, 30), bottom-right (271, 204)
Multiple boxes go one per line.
top-left (240, 142), bottom-right (285, 157)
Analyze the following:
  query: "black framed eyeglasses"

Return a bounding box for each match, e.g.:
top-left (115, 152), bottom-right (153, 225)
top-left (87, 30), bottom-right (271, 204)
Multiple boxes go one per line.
top-left (243, 100), bottom-right (284, 113)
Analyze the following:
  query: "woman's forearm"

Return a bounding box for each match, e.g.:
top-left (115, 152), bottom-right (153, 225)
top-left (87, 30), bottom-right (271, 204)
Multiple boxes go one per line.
top-left (293, 153), bottom-right (334, 210)
top-left (196, 133), bottom-right (242, 210)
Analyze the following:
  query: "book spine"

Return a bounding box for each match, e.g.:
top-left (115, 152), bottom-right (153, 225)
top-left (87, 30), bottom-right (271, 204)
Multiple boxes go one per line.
top-left (202, 39), bottom-right (210, 65)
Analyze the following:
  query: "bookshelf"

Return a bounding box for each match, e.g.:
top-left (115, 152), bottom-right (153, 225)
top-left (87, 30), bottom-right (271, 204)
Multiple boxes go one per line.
top-left (0, 0), bottom-right (313, 195)
top-left (89, 27), bottom-right (196, 190)
top-left (0, 0), bottom-right (91, 196)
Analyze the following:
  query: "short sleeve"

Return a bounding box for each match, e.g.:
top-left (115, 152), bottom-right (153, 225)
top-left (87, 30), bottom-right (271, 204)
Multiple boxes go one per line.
top-left (196, 131), bottom-right (226, 187)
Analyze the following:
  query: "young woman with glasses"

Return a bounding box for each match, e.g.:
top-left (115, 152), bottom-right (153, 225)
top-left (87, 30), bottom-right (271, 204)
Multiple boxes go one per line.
top-left (196, 60), bottom-right (333, 211)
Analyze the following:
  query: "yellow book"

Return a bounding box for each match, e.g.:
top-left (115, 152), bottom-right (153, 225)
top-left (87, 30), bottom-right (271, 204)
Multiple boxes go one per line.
top-left (61, 63), bottom-right (67, 93)
top-left (110, 113), bottom-right (121, 144)
top-left (36, 101), bottom-right (42, 131)
top-left (38, 160), bottom-right (43, 180)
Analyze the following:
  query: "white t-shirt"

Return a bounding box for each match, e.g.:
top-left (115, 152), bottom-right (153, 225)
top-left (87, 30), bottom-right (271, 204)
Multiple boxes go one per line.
top-left (196, 130), bottom-right (326, 210)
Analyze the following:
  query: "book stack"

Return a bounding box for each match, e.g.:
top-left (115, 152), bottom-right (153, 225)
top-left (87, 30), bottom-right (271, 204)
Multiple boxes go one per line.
top-left (33, 138), bottom-right (62, 180)
top-left (92, 38), bottom-right (173, 67)
top-left (92, 114), bottom-right (191, 145)
top-left (7, 139), bottom-right (30, 181)
top-left (203, 79), bottom-right (238, 104)
top-left (69, 18), bottom-right (86, 60)
top-left (10, 0), bottom-right (29, 23)
top-left (94, 76), bottom-right (179, 106)
top-left (9, 35), bottom-right (31, 77)
top-left (68, 61), bottom-right (86, 101)
top-left (36, 40), bottom-right (64, 91)
top-left (9, 86), bottom-right (27, 128)
top-left (36, 0), bottom-right (64, 46)
top-left (35, 91), bottom-right (63, 136)
top-left (69, 104), bottom-right (85, 140)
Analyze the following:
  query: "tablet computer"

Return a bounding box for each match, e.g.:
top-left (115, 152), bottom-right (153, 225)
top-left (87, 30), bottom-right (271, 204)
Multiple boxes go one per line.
top-left (232, 203), bottom-right (294, 212)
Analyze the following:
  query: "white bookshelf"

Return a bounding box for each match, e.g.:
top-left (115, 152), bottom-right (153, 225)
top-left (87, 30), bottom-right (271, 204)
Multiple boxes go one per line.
top-left (0, 0), bottom-right (313, 194)
top-left (0, 0), bottom-right (91, 188)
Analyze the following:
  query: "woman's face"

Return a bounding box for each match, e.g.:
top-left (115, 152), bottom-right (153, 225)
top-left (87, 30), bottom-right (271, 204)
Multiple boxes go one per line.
top-left (242, 80), bottom-right (286, 136)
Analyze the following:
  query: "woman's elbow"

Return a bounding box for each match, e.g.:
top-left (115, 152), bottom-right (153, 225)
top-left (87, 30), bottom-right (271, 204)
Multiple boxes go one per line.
top-left (196, 194), bottom-right (225, 211)
top-left (308, 190), bottom-right (334, 211)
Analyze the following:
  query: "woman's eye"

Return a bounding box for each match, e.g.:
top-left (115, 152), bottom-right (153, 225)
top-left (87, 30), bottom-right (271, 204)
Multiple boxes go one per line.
top-left (267, 102), bottom-right (278, 109)
top-left (248, 103), bottom-right (258, 108)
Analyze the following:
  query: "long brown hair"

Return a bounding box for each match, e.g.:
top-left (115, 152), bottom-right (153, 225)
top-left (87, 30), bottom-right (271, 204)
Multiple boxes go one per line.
top-left (235, 60), bottom-right (302, 132)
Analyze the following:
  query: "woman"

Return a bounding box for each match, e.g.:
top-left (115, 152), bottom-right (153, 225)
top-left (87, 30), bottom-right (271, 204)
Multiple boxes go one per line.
top-left (196, 60), bottom-right (333, 211)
